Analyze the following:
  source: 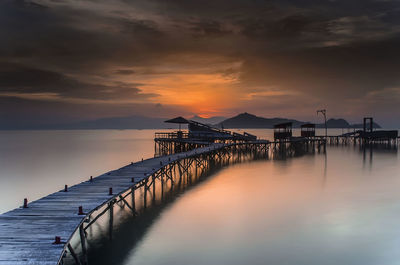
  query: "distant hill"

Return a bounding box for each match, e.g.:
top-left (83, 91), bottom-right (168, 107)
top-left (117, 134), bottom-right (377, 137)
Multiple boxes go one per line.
top-left (218, 113), bottom-right (381, 129)
top-left (62, 116), bottom-right (171, 129)
top-left (317, 118), bottom-right (381, 128)
top-left (218, 113), bottom-right (306, 128)
top-left (4, 116), bottom-right (171, 130)
top-left (350, 122), bottom-right (381, 129)
top-left (64, 115), bottom-right (227, 130)
top-left (0, 112), bottom-right (382, 130)
top-left (318, 118), bottom-right (350, 128)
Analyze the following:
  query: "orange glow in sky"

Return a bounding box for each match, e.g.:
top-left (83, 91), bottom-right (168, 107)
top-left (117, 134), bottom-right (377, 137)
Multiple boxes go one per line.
top-left (138, 72), bottom-right (240, 116)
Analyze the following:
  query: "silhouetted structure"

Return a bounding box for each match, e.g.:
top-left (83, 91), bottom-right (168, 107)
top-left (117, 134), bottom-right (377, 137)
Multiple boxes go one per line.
top-left (358, 117), bottom-right (398, 143)
top-left (318, 117), bottom-right (398, 146)
top-left (274, 122), bottom-right (292, 140)
top-left (301, 123), bottom-right (315, 138)
top-left (363, 117), bottom-right (373, 133)
top-left (164, 116), bottom-right (188, 133)
top-left (155, 118), bottom-right (259, 155)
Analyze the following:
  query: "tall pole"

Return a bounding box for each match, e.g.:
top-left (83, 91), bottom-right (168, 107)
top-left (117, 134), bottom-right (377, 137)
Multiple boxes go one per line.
top-left (317, 109), bottom-right (327, 139)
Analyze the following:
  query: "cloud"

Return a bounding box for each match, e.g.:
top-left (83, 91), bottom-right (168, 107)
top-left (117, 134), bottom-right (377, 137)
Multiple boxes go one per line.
top-left (0, 0), bottom-right (400, 126)
top-left (0, 62), bottom-right (157, 102)
top-left (114, 69), bottom-right (135, 75)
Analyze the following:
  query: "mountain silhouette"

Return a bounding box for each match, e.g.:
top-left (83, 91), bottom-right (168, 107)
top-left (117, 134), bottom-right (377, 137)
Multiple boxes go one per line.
top-left (218, 113), bottom-right (381, 129)
top-left (218, 113), bottom-right (305, 128)
top-left (0, 112), bottom-right (381, 130)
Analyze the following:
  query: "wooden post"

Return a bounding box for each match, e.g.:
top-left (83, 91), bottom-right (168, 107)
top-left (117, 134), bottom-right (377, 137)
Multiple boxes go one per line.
top-left (131, 187), bottom-right (136, 214)
top-left (143, 179), bottom-right (148, 209)
top-left (109, 201), bottom-right (114, 241)
top-left (64, 185), bottom-right (68, 192)
top-left (53, 236), bottom-right (61, 244)
top-left (23, 198), bottom-right (28, 208)
top-left (152, 175), bottom-right (156, 203)
top-left (161, 172), bottom-right (164, 201)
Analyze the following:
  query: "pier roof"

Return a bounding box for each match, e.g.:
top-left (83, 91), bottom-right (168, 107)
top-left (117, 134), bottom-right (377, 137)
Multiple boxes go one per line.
top-left (164, 117), bottom-right (189, 124)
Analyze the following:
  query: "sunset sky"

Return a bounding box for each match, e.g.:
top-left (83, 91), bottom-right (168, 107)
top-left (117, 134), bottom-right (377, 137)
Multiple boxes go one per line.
top-left (1, 0), bottom-right (400, 127)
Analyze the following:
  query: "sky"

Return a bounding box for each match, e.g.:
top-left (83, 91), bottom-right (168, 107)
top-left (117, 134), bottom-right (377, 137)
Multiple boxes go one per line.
top-left (1, 0), bottom-right (400, 127)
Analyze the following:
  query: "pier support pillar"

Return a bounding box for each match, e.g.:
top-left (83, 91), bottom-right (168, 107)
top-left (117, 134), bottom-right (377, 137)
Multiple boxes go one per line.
top-left (79, 224), bottom-right (88, 265)
top-left (131, 187), bottom-right (136, 214)
top-left (108, 201), bottom-right (114, 241)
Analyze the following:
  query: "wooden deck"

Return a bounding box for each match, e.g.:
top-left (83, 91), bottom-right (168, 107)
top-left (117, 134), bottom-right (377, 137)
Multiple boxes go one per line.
top-left (0, 143), bottom-right (227, 265)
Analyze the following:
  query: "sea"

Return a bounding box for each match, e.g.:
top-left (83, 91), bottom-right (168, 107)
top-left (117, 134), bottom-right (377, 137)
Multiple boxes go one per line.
top-left (0, 129), bottom-right (399, 265)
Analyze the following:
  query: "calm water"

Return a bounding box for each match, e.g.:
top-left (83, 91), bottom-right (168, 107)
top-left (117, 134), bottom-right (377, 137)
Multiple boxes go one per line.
top-left (1, 129), bottom-right (400, 265)
top-left (119, 147), bottom-right (400, 265)
top-left (0, 130), bottom-right (156, 213)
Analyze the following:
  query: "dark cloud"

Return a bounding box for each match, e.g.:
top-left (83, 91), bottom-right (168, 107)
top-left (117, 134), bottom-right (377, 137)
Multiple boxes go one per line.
top-left (114, 69), bottom-right (135, 75)
top-left (0, 0), bottom-right (399, 126)
top-left (0, 96), bottom-right (191, 129)
top-left (188, 20), bottom-right (232, 37)
top-left (238, 13), bottom-right (331, 46)
top-left (0, 62), bottom-right (155, 100)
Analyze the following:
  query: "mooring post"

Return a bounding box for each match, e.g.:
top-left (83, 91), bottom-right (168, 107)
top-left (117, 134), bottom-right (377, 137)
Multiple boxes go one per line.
top-left (53, 236), bottom-right (61, 244)
top-left (64, 185), bottom-right (68, 192)
top-left (23, 198), bottom-right (28, 208)
top-left (78, 206), bottom-right (84, 215)
top-left (79, 224), bottom-right (88, 265)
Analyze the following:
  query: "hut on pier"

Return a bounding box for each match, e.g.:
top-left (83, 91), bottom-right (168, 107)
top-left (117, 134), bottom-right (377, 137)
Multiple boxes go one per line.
top-left (274, 122), bottom-right (292, 140)
top-left (301, 123), bottom-right (315, 138)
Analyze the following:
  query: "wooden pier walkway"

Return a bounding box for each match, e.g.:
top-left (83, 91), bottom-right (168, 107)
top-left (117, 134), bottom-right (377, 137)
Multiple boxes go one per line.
top-left (0, 143), bottom-right (228, 265)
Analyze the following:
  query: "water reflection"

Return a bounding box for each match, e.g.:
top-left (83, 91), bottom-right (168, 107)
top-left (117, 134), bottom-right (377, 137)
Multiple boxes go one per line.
top-left (62, 144), bottom-right (328, 265)
top-left (77, 144), bottom-right (399, 265)
top-left (64, 143), bottom-right (273, 265)
top-left (1, 130), bottom-right (398, 265)
top-left (322, 151), bottom-right (328, 188)
top-left (361, 144), bottom-right (398, 172)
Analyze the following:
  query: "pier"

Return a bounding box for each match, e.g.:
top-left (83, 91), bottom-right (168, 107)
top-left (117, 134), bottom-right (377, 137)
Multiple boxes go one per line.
top-left (320, 117), bottom-right (399, 146)
top-left (0, 118), bottom-right (326, 265)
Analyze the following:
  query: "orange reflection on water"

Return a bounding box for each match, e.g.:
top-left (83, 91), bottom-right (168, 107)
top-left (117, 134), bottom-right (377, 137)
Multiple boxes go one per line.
top-left (124, 146), bottom-right (400, 265)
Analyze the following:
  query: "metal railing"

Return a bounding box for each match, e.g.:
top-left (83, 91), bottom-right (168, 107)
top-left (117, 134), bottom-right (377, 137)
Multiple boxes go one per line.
top-left (154, 131), bottom-right (189, 139)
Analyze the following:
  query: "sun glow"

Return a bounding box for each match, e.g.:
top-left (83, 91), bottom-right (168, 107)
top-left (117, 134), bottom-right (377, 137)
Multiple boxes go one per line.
top-left (139, 72), bottom-right (240, 115)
